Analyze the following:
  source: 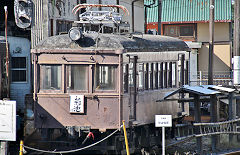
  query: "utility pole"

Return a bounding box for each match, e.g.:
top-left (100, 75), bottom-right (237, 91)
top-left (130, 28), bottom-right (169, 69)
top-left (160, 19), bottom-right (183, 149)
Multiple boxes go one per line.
top-left (234, 0), bottom-right (240, 57)
top-left (158, 0), bottom-right (162, 35)
top-left (232, 0), bottom-right (239, 145)
top-left (209, 0), bottom-right (219, 151)
top-left (208, 0), bottom-right (214, 85)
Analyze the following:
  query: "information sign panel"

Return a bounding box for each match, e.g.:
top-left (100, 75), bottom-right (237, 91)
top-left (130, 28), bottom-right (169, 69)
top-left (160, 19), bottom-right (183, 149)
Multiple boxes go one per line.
top-left (155, 115), bottom-right (172, 127)
top-left (0, 100), bottom-right (16, 141)
top-left (70, 95), bottom-right (84, 113)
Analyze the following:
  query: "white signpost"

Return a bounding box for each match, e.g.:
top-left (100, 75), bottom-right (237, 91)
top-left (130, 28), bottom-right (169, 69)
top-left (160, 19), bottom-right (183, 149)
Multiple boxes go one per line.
top-left (155, 115), bottom-right (172, 155)
top-left (0, 100), bottom-right (16, 141)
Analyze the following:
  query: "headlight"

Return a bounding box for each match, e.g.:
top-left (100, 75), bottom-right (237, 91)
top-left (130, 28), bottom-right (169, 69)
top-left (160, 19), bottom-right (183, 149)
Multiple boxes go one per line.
top-left (68, 27), bottom-right (82, 41)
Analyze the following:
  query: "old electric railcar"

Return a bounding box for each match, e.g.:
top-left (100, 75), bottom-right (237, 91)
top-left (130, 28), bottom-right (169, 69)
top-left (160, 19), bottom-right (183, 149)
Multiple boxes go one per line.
top-left (31, 33), bottom-right (190, 152)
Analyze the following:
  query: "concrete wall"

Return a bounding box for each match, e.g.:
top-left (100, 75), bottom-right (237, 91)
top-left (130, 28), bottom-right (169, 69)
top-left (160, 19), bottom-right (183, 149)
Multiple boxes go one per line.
top-left (120, 0), bottom-right (144, 33)
top-left (197, 22), bottom-right (231, 73)
top-left (197, 22), bottom-right (230, 42)
top-left (198, 44), bottom-right (231, 72)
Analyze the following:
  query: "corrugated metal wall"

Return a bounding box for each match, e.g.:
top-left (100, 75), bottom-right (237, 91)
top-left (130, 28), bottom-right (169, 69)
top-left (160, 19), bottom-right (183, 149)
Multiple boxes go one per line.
top-left (145, 0), bottom-right (232, 23)
top-left (31, 0), bottom-right (47, 48)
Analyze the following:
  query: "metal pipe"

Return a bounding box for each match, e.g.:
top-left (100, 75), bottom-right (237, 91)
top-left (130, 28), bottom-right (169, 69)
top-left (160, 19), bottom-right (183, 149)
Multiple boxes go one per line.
top-left (4, 6), bottom-right (9, 98)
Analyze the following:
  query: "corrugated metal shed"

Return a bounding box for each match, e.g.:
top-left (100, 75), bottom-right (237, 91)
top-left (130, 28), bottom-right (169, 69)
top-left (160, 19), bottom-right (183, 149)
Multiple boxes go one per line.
top-left (145, 0), bottom-right (232, 23)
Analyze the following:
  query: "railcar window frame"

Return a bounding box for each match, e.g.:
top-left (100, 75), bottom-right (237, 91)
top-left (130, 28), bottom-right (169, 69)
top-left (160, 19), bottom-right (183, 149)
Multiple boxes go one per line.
top-left (149, 63), bottom-right (154, 90)
top-left (159, 62), bottom-right (163, 89)
top-left (164, 62), bottom-right (168, 88)
top-left (144, 63), bottom-right (149, 90)
top-left (123, 64), bottom-right (129, 93)
top-left (93, 64), bottom-right (118, 92)
top-left (66, 64), bottom-right (89, 93)
top-left (137, 63), bottom-right (144, 91)
top-left (172, 62), bottom-right (177, 87)
top-left (39, 64), bottom-right (62, 92)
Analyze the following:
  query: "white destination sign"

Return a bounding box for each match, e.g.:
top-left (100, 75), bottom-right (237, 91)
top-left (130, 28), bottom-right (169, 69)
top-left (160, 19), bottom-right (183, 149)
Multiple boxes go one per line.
top-left (155, 115), bottom-right (172, 127)
top-left (70, 95), bottom-right (84, 113)
top-left (0, 100), bottom-right (16, 141)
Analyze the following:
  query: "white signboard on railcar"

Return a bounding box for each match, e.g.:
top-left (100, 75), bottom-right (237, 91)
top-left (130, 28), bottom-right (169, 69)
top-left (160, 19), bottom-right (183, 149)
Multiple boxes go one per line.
top-left (0, 100), bottom-right (16, 141)
top-left (70, 95), bottom-right (84, 113)
top-left (155, 115), bottom-right (172, 127)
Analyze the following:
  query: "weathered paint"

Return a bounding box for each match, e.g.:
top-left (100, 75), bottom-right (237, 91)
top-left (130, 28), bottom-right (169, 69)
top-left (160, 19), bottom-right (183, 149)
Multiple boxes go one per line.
top-left (35, 97), bottom-right (120, 129)
top-left (145, 0), bottom-right (232, 23)
top-left (34, 33), bottom-right (189, 52)
top-left (32, 33), bottom-right (190, 129)
top-left (8, 37), bottom-right (31, 113)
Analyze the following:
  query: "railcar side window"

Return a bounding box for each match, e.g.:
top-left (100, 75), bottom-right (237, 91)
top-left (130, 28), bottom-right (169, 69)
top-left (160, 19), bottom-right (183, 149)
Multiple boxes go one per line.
top-left (164, 62), bottom-right (168, 88)
top-left (154, 63), bottom-right (158, 89)
top-left (149, 63), bottom-right (153, 89)
top-left (94, 65), bottom-right (117, 91)
top-left (172, 62), bottom-right (176, 87)
top-left (144, 63), bottom-right (149, 90)
top-left (168, 62), bottom-right (172, 87)
top-left (159, 63), bottom-right (163, 88)
top-left (129, 62), bottom-right (134, 86)
top-left (67, 65), bottom-right (88, 91)
top-left (40, 65), bottom-right (62, 90)
top-left (138, 63), bottom-right (144, 90)
top-left (185, 61), bottom-right (189, 85)
top-left (11, 57), bottom-right (27, 82)
top-left (123, 64), bottom-right (129, 92)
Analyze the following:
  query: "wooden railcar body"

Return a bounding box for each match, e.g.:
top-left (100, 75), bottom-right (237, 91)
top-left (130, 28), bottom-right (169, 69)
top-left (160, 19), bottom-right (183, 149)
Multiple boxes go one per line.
top-left (31, 33), bottom-right (190, 132)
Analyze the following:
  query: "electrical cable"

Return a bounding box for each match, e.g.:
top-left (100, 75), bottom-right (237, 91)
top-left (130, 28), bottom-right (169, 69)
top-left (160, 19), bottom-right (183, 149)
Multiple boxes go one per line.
top-left (23, 128), bottom-right (120, 154)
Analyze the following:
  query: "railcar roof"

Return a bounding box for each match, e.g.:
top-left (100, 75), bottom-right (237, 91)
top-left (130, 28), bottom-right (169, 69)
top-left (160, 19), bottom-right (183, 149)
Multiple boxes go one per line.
top-left (34, 33), bottom-right (189, 52)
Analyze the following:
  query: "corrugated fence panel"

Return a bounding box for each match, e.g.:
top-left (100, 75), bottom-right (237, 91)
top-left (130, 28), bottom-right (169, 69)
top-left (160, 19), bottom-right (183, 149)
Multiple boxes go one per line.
top-left (145, 0), bottom-right (232, 23)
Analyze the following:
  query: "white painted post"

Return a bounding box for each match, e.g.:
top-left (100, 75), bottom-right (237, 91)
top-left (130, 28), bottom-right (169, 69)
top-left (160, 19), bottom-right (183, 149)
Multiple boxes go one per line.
top-left (233, 56), bottom-right (240, 85)
top-left (155, 115), bottom-right (172, 155)
top-left (0, 141), bottom-right (8, 155)
top-left (199, 71), bottom-right (202, 85)
top-left (162, 127), bottom-right (165, 155)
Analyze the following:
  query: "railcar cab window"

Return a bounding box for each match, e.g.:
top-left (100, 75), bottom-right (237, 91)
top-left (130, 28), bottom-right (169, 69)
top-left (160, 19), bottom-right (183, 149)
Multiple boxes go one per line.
top-left (11, 57), bottom-right (27, 82)
top-left (40, 65), bottom-right (62, 90)
top-left (94, 65), bottom-right (117, 91)
top-left (66, 65), bottom-right (88, 91)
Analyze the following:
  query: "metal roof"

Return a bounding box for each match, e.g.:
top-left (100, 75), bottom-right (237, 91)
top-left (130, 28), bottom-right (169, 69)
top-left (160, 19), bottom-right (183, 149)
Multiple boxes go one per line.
top-left (145, 0), bottom-right (232, 23)
top-left (34, 33), bottom-right (190, 52)
top-left (202, 85), bottom-right (236, 93)
top-left (163, 85), bottom-right (221, 100)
